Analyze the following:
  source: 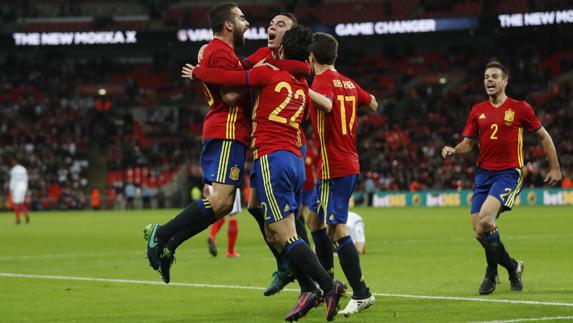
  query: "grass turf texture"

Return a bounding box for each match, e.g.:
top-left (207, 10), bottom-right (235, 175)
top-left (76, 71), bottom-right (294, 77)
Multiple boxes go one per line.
top-left (1, 206), bottom-right (572, 322)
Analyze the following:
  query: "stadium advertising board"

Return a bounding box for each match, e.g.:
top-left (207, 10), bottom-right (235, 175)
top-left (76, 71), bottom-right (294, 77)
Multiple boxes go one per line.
top-left (334, 17), bottom-right (479, 36)
top-left (13, 30), bottom-right (137, 46)
top-left (370, 188), bottom-right (573, 208)
top-left (177, 27), bottom-right (267, 42)
top-left (498, 9), bottom-right (573, 28)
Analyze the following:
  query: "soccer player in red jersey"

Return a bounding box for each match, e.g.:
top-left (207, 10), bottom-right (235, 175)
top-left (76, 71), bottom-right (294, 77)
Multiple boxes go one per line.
top-left (185, 25), bottom-right (345, 322)
top-left (442, 60), bottom-right (561, 295)
top-left (306, 32), bottom-right (378, 316)
top-left (143, 2), bottom-right (251, 284)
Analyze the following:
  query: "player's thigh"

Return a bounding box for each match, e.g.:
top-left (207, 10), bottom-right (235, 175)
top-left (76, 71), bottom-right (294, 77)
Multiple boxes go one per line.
top-left (210, 182), bottom-right (237, 215)
top-left (478, 195), bottom-right (502, 228)
top-left (265, 212), bottom-right (297, 249)
top-left (470, 169), bottom-right (492, 215)
top-left (253, 152), bottom-right (303, 225)
top-left (489, 169), bottom-right (523, 213)
top-left (328, 223), bottom-right (348, 241)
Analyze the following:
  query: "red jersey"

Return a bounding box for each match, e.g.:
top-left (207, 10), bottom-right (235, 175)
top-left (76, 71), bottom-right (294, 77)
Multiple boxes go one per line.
top-left (193, 62), bottom-right (309, 159)
top-left (462, 97), bottom-right (542, 170)
top-left (310, 69), bottom-right (372, 179)
top-left (242, 47), bottom-right (311, 147)
top-left (199, 38), bottom-right (250, 146)
top-left (242, 47), bottom-right (273, 69)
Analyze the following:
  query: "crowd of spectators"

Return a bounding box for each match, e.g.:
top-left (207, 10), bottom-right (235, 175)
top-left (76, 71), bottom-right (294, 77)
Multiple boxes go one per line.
top-left (345, 39), bottom-right (573, 192)
top-left (1, 32), bottom-right (572, 210)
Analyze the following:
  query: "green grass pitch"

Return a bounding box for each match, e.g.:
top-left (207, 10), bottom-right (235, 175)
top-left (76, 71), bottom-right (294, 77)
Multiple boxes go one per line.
top-left (1, 206), bottom-right (572, 322)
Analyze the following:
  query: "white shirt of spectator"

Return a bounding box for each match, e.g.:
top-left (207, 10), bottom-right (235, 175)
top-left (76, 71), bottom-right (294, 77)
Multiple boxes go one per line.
top-left (10, 164), bottom-right (28, 204)
top-left (346, 211), bottom-right (365, 243)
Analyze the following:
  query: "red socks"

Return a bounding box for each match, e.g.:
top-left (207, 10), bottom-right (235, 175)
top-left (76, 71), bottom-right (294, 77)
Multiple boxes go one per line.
top-left (209, 217), bottom-right (225, 241)
top-left (227, 218), bottom-right (238, 255)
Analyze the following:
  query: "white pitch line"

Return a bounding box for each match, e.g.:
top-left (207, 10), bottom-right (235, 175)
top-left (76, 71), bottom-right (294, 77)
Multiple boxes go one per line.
top-left (374, 292), bottom-right (573, 307)
top-left (0, 252), bottom-right (140, 261)
top-left (1, 272), bottom-right (573, 308)
top-left (469, 316), bottom-right (573, 323)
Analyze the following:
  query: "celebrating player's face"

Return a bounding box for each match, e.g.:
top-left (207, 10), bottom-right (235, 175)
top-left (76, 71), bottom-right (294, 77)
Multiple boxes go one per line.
top-left (230, 7), bottom-right (249, 47)
top-left (267, 15), bottom-right (294, 50)
top-left (483, 67), bottom-right (507, 97)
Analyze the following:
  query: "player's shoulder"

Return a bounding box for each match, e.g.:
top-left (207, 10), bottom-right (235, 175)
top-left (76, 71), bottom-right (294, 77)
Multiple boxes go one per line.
top-left (253, 47), bottom-right (272, 58)
top-left (470, 100), bottom-right (489, 113)
top-left (313, 69), bottom-right (343, 88)
top-left (507, 97), bottom-right (533, 110)
top-left (204, 39), bottom-right (235, 59)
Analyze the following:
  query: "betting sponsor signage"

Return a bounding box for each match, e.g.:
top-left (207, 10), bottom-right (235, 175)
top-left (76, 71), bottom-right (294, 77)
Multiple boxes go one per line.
top-left (368, 189), bottom-right (573, 208)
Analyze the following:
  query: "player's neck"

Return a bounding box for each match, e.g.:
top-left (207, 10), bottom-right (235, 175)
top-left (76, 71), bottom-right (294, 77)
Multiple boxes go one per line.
top-left (213, 34), bottom-right (234, 49)
top-left (313, 64), bottom-right (335, 75)
top-left (489, 93), bottom-right (507, 107)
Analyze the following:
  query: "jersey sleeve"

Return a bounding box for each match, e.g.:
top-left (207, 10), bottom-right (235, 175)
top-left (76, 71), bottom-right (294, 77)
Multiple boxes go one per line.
top-left (210, 49), bottom-right (239, 70)
top-left (193, 66), bottom-right (249, 87)
top-left (193, 66), bottom-right (271, 88)
top-left (241, 47), bottom-right (271, 70)
top-left (354, 82), bottom-right (373, 107)
top-left (266, 58), bottom-right (311, 78)
top-left (462, 106), bottom-right (479, 139)
top-left (312, 76), bottom-right (335, 101)
top-left (521, 101), bottom-right (543, 132)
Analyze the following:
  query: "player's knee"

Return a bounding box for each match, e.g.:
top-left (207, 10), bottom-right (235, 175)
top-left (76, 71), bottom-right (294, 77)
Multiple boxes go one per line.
top-left (477, 217), bottom-right (495, 233)
top-left (209, 193), bottom-right (234, 216)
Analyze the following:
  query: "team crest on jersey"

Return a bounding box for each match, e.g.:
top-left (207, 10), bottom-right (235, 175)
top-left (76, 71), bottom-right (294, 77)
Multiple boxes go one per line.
top-left (229, 166), bottom-right (240, 181)
top-left (504, 109), bottom-right (515, 124)
top-left (479, 113), bottom-right (486, 120)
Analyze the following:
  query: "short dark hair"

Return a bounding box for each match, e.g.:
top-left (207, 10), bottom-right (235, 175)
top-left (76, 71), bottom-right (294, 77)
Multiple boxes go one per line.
top-left (282, 25), bottom-right (313, 62)
top-left (208, 2), bottom-right (238, 33)
top-left (278, 12), bottom-right (298, 27)
top-left (311, 32), bottom-right (338, 65)
top-left (485, 60), bottom-right (509, 79)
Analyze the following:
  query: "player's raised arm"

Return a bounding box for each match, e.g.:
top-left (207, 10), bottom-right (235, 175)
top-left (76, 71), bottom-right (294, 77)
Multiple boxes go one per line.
top-left (442, 137), bottom-right (477, 159)
top-left (309, 89), bottom-right (332, 112)
top-left (534, 127), bottom-right (562, 185)
top-left (364, 94), bottom-right (378, 112)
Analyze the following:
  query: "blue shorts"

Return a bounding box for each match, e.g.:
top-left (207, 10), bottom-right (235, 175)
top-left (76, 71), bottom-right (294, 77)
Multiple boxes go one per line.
top-left (200, 139), bottom-right (246, 187)
top-left (471, 168), bottom-right (524, 214)
top-left (310, 174), bottom-right (358, 225)
top-left (301, 187), bottom-right (315, 207)
top-left (252, 151), bottom-right (304, 224)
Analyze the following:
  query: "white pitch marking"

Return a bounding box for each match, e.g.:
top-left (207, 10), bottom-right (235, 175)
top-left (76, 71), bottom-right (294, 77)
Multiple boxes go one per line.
top-left (468, 316), bottom-right (573, 323)
top-left (1, 273), bottom-right (573, 308)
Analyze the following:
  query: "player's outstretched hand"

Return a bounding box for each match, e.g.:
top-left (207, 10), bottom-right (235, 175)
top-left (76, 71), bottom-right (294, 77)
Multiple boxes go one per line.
top-left (181, 63), bottom-right (196, 80)
top-left (544, 168), bottom-right (562, 186)
top-left (441, 146), bottom-right (456, 159)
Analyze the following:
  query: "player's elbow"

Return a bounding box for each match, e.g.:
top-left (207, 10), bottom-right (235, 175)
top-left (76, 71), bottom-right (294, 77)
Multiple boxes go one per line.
top-left (322, 101), bottom-right (333, 113)
top-left (366, 96), bottom-right (378, 112)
